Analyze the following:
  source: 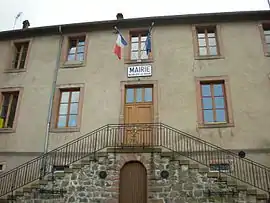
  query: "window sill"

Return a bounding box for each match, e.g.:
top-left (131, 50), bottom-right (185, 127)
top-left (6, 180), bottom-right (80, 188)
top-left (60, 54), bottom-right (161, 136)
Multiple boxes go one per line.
top-left (4, 68), bottom-right (27, 73)
top-left (61, 61), bottom-right (85, 68)
top-left (198, 122), bottom-right (234, 128)
top-left (0, 128), bottom-right (15, 133)
top-left (195, 55), bottom-right (224, 60)
top-left (50, 127), bottom-right (80, 133)
top-left (124, 59), bottom-right (154, 64)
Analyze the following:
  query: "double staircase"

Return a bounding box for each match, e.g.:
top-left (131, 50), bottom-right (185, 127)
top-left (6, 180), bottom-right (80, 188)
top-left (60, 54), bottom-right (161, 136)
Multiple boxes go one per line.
top-left (0, 123), bottom-right (269, 202)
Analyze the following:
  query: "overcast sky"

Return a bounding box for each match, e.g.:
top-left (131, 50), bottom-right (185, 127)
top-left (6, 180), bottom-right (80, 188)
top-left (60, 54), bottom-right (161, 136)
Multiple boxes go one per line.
top-left (0, 0), bottom-right (269, 31)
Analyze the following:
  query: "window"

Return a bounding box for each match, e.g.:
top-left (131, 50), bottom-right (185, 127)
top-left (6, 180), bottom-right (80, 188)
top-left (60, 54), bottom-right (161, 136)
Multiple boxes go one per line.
top-left (56, 89), bottom-right (80, 128)
top-left (125, 86), bottom-right (153, 103)
top-left (0, 163), bottom-right (6, 172)
top-left (13, 41), bottom-right (30, 69)
top-left (200, 82), bottom-right (227, 123)
top-left (260, 23), bottom-right (270, 55)
top-left (67, 36), bottom-right (85, 61)
top-left (192, 25), bottom-right (223, 59)
top-left (130, 32), bottom-right (149, 60)
top-left (0, 91), bottom-right (19, 129)
top-left (196, 76), bottom-right (234, 128)
top-left (210, 163), bottom-right (230, 172)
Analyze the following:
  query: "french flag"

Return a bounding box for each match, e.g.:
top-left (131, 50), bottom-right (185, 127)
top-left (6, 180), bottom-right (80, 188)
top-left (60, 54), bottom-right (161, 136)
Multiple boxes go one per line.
top-left (114, 31), bottom-right (127, 60)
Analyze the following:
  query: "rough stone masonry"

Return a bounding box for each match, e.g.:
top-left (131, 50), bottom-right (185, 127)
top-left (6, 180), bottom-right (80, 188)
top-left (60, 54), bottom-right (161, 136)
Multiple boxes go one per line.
top-left (15, 152), bottom-right (257, 203)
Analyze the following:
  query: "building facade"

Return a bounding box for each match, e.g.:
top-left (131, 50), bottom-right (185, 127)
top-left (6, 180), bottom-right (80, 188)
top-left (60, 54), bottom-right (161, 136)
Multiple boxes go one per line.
top-left (0, 10), bottom-right (270, 203)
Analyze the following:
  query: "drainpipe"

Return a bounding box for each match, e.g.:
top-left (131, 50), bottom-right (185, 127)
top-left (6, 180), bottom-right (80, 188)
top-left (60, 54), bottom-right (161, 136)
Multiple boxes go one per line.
top-left (41, 25), bottom-right (63, 175)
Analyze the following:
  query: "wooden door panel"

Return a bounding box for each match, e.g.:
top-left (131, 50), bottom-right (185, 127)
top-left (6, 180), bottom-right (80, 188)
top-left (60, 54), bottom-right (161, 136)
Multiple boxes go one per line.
top-left (119, 162), bottom-right (147, 203)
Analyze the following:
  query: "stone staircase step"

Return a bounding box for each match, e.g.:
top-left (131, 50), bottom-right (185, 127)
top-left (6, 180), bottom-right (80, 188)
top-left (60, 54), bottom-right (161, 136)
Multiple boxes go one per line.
top-left (38, 180), bottom-right (48, 185)
top-left (227, 180), bottom-right (237, 186)
top-left (31, 183), bottom-right (40, 189)
top-left (256, 193), bottom-right (268, 200)
top-left (160, 152), bottom-right (174, 157)
top-left (179, 160), bottom-right (189, 165)
top-left (236, 185), bottom-right (248, 191)
top-left (64, 168), bottom-right (74, 173)
top-left (207, 171), bottom-right (219, 178)
top-left (81, 160), bottom-right (91, 165)
top-left (15, 191), bottom-right (24, 196)
top-left (23, 187), bottom-right (32, 193)
top-left (247, 189), bottom-right (257, 195)
top-left (188, 164), bottom-right (199, 169)
top-left (54, 172), bottom-right (65, 177)
top-left (71, 164), bottom-right (82, 169)
top-left (198, 167), bottom-right (209, 173)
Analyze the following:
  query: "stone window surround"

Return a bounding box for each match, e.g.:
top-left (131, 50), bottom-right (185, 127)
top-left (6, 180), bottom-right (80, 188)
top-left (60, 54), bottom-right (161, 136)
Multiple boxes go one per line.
top-left (0, 162), bottom-right (6, 172)
top-left (258, 21), bottom-right (270, 57)
top-left (0, 87), bottom-right (24, 133)
top-left (4, 38), bottom-right (33, 73)
top-left (119, 80), bottom-right (159, 124)
top-left (50, 83), bottom-right (85, 133)
top-left (195, 76), bottom-right (234, 128)
top-left (124, 28), bottom-right (154, 64)
top-left (191, 24), bottom-right (224, 60)
top-left (60, 33), bottom-right (89, 68)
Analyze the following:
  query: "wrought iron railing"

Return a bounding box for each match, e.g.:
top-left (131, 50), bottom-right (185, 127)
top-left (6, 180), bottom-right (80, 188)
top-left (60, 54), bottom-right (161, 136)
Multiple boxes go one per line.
top-left (0, 123), bottom-right (269, 197)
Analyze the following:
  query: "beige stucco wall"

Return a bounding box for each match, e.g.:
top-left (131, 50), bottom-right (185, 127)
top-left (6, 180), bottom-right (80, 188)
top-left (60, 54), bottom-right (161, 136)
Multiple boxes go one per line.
top-left (0, 21), bottom-right (270, 170)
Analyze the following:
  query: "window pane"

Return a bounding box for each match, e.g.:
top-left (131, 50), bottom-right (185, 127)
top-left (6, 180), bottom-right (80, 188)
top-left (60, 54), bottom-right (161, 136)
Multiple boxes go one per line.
top-left (215, 97), bottom-right (225, 108)
top-left (67, 54), bottom-right (75, 61)
top-left (140, 42), bottom-right (146, 51)
top-left (265, 35), bottom-right (270, 43)
top-left (136, 88), bottom-right (143, 102)
top-left (144, 88), bottom-right (152, 102)
top-left (57, 116), bottom-right (67, 127)
top-left (216, 109), bottom-right (226, 122)
top-left (203, 110), bottom-right (214, 123)
top-left (131, 43), bottom-right (138, 51)
top-left (59, 104), bottom-right (68, 114)
top-left (140, 51), bottom-right (148, 59)
top-left (131, 37), bottom-right (139, 42)
top-left (71, 91), bottom-right (80, 102)
top-left (131, 51), bottom-right (139, 60)
top-left (77, 46), bottom-right (85, 53)
top-left (78, 39), bottom-right (85, 46)
top-left (264, 30), bottom-right (270, 35)
top-left (208, 38), bottom-right (216, 46)
top-left (199, 47), bottom-right (207, 55)
top-left (7, 95), bottom-right (18, 128)
top-left (69, 47), bottom-right (76, 54)
top-left (70, 103), bottom-right (78, 114)
top-left (202, 98), bottom-right (212, 109)
top-left (141, 36), bottom-right (147, 42)
top-left (126, 89), bottom-right (134, 103)
top-left (201, 85), bottom-right (211, 96)
top-left (207, 33), bottom-right (215, 38)
top-left (213, 84), bottom-right (223, 96)
top-left (209, 46), bottom-right (217, 55)
top-left (68, 115), bottom-right (77, 127)
top-left (61, 92), bottom-right (70, 103)
top-left (77, 53), bottom-right (84, 61)
top-left (197, 33), bottom-right (205, 38)
top-left (198, 38), bottom-right (206, 46)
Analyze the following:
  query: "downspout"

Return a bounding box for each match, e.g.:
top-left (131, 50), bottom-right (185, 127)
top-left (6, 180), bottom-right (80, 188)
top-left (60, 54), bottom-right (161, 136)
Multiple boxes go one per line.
top-left (41, 25), bottom-right (63, 175)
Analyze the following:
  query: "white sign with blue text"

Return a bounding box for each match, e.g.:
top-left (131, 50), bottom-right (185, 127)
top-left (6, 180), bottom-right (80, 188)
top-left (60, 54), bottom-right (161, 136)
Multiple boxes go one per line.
top-left (127, 65), bottom-right (152, 78)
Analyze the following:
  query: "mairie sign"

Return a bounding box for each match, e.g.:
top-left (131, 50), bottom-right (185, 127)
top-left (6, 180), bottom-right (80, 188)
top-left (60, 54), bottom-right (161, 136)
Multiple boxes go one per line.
top-left (127, 65), bottom-right (152, 78)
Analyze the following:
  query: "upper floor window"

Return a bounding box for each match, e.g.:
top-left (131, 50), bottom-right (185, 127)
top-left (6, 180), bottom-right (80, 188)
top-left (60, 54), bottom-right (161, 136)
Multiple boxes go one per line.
top-left (56, 89), bottom-right (80, 128)
top-left (13, 41), bottom-right (30, 69)
top-left (130, 32), bottom-right (148, 61)
top-left (196, 26), bottom-right (218, 56)
top-left (67, 36), bottom-right (85, 61)
top-left (261, 23), bottom-right (270, 55)
top-left (0, 91), bottom-right (19, 129)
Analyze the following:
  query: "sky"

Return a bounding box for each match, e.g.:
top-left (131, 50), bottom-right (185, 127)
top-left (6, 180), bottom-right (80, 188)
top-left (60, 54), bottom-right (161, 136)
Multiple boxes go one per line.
top-left (0, 0), bottom-right (269, 31)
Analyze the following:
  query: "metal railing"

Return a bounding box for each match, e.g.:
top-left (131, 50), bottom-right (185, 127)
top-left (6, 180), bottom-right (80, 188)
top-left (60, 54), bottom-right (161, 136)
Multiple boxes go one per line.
top-left (0, 123), bottom-right (269, 197)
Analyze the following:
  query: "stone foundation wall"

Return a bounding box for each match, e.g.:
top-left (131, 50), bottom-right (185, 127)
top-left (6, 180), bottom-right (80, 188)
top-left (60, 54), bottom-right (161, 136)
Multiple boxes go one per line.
top-left (15, 152), bottom-right (258, 203)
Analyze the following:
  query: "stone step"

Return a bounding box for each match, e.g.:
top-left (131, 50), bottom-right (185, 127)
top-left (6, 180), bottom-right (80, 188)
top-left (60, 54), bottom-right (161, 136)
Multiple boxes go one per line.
top-left (188, 164), bottom-right (199, 169)
top-left (247, 189), bottom-right (257, 195)
top-left (198, 167), bottom-right (209, 173)
top-left (207, 171), bottom-right (219, 178)
top-left (179, 160), bottom-right (190, 165)
top-left (23, 187), bottom-right (32, 193)
top-left (256, 193), bottom-right (268, 200)
top-left (64, 168), bottom-right (74, 173)
top-left (71, 164), bottom-right (82, 169)
top-left (15, 191), bottom-right (24, 196)
top-left (236, 185), bottom-right (248, 191)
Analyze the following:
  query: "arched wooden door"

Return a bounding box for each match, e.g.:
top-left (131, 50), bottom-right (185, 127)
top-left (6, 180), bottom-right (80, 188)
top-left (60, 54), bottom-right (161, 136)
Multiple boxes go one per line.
top-left (119, 161), bottom-right (147, 203)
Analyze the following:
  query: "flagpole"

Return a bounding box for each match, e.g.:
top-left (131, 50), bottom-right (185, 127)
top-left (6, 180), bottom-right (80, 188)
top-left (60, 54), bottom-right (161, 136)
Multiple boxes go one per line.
top-left (13, 12), bottom-right (23, 29)
top-left (268, 0), bottom-right (270, 8)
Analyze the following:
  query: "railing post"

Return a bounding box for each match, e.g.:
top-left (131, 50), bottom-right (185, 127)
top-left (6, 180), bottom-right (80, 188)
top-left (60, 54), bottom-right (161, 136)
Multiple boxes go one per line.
top-left (106, 125), bottom-right (109, 147)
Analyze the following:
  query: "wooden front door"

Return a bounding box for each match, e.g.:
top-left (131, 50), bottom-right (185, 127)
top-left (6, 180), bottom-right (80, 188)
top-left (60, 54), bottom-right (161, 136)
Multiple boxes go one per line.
top-left (124, 86), bottom-right (153, 145)
top-left (119, 161), bottom-right (147, 203)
